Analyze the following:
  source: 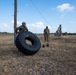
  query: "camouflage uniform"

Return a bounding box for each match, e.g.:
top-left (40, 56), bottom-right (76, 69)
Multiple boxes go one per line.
top-left (55, 24), bottom-right (62, 37)
top-left (58, 25), bottom-right (62, 36)
top-left (44, 26), bottom-right (50, 42)
top-left (16, 22), bottom-right (28, 34)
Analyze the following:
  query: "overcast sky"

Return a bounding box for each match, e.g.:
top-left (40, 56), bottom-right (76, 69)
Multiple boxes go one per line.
top-left (0, 0), bottom-right (76, 33)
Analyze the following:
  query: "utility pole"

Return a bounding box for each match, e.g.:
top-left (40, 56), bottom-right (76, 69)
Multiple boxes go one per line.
top-left (14, 0), bottom-right (17, 43)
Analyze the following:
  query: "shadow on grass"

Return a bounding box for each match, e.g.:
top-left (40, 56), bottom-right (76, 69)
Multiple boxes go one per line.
top-left (0, 45), bottom-right (25, 58)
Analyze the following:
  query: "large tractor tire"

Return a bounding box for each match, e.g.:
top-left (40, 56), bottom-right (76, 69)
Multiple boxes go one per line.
top-left (15, 30), bottom-right (41, 55)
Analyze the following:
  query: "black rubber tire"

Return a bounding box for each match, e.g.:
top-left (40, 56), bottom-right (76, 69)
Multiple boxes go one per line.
top-left (15, 30), bottom-right (41, 55)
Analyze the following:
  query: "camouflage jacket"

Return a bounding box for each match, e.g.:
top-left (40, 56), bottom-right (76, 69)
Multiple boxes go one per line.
top-left (16, 25), bottom-right (28, 33)
top-left (44, 28), bottom-right (50, 36)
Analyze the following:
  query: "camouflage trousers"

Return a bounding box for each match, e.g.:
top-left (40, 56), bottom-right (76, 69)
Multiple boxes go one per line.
top-left (44, 35), bottom-right (49, 42)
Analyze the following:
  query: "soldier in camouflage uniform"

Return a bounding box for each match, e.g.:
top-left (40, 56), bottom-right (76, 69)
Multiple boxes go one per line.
top-left (58, 24), bottom-right (62, 36)
top-left (44, 26), bottom-right (50, 42)
top-left (16, 22), bottom-right (28, 34)
top-left (55, 24), bottom-right (62, 37)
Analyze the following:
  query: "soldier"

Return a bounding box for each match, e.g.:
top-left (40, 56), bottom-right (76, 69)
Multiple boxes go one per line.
top-left (55, 24), bottom-right (62, 37)
top-left (44, 26), bottom-right (50, 42)
top-left (59, 24), bottom-right (62, 36)
top-left (16, 22), bottom-right (28, 34)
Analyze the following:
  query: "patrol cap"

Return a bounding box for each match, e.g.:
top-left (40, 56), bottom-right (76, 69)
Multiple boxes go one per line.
top-left (46, 26), bottom-right (48, 28)
top-left (22, 22), bottom-right (26, 25)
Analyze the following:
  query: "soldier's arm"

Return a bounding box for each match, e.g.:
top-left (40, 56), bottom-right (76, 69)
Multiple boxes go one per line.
top-left (15, 27), bottom-right (20, 34)
top-left (43, 29), bottom-right (45, 35)
top-left (24, 26), bottom-right (28, 31)
top-left (48, 29), bottom-right (50, 35)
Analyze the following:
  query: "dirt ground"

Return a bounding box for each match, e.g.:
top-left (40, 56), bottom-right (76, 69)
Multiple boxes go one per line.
top-left (0, 33), bottom-right (76, 75)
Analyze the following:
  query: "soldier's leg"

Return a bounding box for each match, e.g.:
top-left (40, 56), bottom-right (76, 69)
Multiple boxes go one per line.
top-left (44, 35), bottom-right (46, 42)
top-left (46, 35), bottom-right (50, 47)
top-left (45, 36), bottom-right (47, 42)
top-left (46, 35), bottom-right (49, 42)
top-left (45, 35), bottom-right (47, 42)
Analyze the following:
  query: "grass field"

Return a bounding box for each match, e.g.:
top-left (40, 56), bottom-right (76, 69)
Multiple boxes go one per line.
top-left (0, 34), bottom-right (76, 75)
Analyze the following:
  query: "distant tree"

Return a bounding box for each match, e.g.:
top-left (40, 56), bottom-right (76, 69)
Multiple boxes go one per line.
top-left (62, 32), bottom-right (67, 35)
